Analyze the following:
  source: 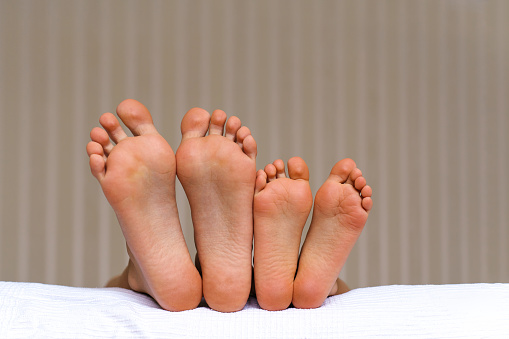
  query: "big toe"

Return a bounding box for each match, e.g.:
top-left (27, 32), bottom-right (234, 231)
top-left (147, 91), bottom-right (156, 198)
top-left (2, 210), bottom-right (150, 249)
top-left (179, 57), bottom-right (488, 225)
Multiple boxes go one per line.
top-left (329, 158), bottom-right (356, 183)
top-left (116, 99), bottom-right (158, 136)
top-left (180, 107), bottom-right (211, 141)
top-left (287, 157), bottom-right (309, 181)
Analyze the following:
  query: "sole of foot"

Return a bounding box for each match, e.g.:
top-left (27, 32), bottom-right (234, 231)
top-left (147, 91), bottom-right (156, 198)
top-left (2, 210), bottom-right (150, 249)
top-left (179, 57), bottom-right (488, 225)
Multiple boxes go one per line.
top-left (176, 108), bottom-right (257, 313)
top-left (253, 157), bottom-right (313, 311)
top-left (86, 99), bottom-right (202, 311)
top-left (293, 158), bottom-right (373, 309)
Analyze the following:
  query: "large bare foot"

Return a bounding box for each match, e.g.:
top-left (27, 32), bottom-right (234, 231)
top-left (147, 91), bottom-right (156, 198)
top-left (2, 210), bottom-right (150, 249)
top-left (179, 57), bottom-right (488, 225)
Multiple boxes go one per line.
top-left (253, 157), bottom-right (312, 310)
top-left (86, 99), bottom-right (202, 311)
top-left (176, 108), bottom-right (257, 312)
top-left (293, 158), bottom-right (373, 309)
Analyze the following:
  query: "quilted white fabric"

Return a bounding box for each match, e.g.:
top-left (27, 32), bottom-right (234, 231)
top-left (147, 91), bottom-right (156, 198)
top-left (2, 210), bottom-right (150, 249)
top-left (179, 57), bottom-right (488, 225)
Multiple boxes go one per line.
top-left (1, 282), bottom-right (508, 338)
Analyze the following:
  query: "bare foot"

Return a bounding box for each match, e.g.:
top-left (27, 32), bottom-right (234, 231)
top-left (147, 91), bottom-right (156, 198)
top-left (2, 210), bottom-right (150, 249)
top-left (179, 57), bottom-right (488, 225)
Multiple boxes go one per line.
top-left (253, 157), bottom-right (312, 310)
top-left (86, 99), bottom-right (202, 311)
top-left (176, 108), bottom-right (257, 312)
top-left (293, 158), bottom-right (373, 309)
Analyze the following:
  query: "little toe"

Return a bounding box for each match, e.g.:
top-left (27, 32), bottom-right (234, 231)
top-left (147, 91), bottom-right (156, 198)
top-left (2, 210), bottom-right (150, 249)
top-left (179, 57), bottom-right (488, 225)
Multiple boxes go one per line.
top-left (236, 126), bottom-right (257, 160)
top-left (89, 153), bottom-right (106, 181)
top-left (287, 157), bottom-right (309, 181)
top-left (86, 141), bottom-right (105, 158)
top-left (329, 158), bottom-right (356, 183)
top-left (265, 163), bottom-right (277, 182)
top-left (242, 135), bottom-right (257, 160)
top-left (116, 99), bottom-right (158, 136)
top-left (362, 197), bottom-right (373, 211)
top-left (99, 112), bottom-right (128, 144)
top-left (255, 170), bottom-right (268, 194)
top-left (181, 107), bottom-right (211, 141)
top-left (209, 110), bottom-right (227, 136)
top-left (225, 116), bottom-right (242, 141)
top-left (235, 126), bottom-right (251, 147)
top-left (90, 127), bottom-right (114, 155)
top-left (273, 159), bottom-right (287, 178)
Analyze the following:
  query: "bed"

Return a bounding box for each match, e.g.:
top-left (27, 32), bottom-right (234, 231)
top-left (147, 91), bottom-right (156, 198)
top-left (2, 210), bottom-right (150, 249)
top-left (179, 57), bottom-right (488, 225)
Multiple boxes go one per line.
top-left (1, 281), bottom-right (508, 338)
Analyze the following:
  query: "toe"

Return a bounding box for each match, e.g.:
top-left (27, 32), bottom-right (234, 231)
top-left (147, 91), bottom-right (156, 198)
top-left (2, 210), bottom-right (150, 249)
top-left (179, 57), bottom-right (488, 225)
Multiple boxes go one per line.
top-left (265, 163), bottom-right (277, 182)
top-left (225, 116), bottom-right (241, 141)
top-left (242, 135), bottom-right (257, 160)
top-left (116, 99), bottom-right (158, 136)
top-left (287, 157), bottom-right (309, 181)
top-left (329, 158), bottom-right (356, 183)
top-left (86, 141), bottom-right (105, 158)
top-left (273, 159), bottom-right (286, 178)
top-left (90, 127), bottom-right (114, 155)
top-left (354, 176), bottom-right (366, 190)
top-left (362, 197), bottom-right (373, 211)
top-left (99, 112), bottom-right (128, 144)
top-left (209, 109), bottom-right (227, 135)
top-left (361, 185), bottom-right (372, 198)
top-left (255, 169), bottom-right (268, 194)
top-left (236, 126), bottom-right (251, 147)
top-left (236, 126), bottom-right (257, 160)
top-left (89, 154), bottom-right (105, 181)
top-left (181, 107), bottom-right (211, 141)
top-left (349, 168), bottom-right (362, 182)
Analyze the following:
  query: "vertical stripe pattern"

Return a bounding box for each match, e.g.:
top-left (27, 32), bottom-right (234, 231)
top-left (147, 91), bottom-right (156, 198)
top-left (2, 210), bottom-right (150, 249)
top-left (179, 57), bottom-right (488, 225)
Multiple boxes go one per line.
top-left (397, 0), bottom-right (410, 284)
top-left (17, 0), bottom-right (32, 282)
top-left (497, 0), bottom-right (508, 283)
top-left (45, 0), bottom-right (59, 284)
top-left (71, 0), bottom-right (86, 285)
top-left (0, 0), bottom-right (507, 288)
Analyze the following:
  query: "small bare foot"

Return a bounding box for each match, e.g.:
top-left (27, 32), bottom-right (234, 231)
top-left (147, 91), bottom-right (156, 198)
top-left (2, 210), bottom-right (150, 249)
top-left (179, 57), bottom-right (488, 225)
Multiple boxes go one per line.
top-left (253, 157), bottom-right (312, 310)
top-left (293, 158), bottom-right (373, 309)
top-left (86, 99), bottom-right (202, 311)
top-left (176, 108), bottom-right (257, 312)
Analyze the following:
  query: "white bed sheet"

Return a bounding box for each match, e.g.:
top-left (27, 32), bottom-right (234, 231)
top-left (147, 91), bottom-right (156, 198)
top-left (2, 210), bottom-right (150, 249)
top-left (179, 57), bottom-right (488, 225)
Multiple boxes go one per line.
top-left (1, 281), bottom-right (508, 338)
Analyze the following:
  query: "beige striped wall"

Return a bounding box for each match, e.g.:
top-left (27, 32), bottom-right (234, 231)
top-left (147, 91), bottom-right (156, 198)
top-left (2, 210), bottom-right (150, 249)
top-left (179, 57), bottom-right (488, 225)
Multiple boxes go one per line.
top-left (0, 0), bottom-right (507, 289)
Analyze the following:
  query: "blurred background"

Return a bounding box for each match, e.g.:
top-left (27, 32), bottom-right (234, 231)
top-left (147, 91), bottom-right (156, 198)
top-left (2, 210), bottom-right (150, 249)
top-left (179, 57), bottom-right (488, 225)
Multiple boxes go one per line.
top-left (0, 0), bottom-right (507, 289)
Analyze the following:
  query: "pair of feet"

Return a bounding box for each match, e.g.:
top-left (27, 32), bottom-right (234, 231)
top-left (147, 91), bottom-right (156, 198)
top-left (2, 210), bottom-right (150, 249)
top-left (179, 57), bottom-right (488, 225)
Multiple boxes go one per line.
top-left (86, 99), bottom-right (373, 312)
